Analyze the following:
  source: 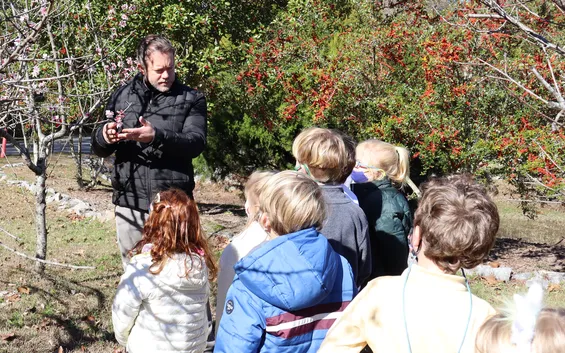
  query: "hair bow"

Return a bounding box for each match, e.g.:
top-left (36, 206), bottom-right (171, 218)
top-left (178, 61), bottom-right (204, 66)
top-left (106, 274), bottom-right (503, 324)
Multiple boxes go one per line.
top-left (510, 282), bottom-right (544, 353)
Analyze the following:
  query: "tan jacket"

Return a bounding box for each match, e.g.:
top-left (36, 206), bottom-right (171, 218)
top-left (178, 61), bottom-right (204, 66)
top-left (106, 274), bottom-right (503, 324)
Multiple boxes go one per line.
top-left (318, 265), bottom-right (496, 353)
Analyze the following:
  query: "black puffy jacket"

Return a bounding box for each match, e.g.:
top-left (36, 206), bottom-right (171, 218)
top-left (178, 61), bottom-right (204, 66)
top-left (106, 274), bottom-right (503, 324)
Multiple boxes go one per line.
top-left (91, 74), bottom-right (206, 211)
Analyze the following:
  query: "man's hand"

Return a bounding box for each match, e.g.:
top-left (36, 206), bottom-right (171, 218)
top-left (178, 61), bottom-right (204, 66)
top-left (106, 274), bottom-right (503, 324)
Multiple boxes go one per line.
top-left (103, 121), bottom-right (120, 144)
top-left (117, 117), bottom-right (155, 143)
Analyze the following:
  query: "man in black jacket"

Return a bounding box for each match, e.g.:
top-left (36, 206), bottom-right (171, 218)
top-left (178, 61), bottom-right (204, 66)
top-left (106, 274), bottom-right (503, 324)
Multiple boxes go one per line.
top-left (91, 35), bottom-right (207, 268)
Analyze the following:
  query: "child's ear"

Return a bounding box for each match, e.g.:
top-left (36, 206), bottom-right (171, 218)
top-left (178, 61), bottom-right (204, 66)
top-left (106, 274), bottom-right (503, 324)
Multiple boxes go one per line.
top-left (374, 169), bottom-right (386, 181)
top-left (259, 212), bottom-right (272, 234)
top-left (411, 225), bottom-right (422, 252)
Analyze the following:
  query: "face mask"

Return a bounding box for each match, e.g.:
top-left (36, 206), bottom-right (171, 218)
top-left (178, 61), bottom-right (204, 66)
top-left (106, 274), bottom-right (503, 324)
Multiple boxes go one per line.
top-left (350, 170), bottom-right (368, 183)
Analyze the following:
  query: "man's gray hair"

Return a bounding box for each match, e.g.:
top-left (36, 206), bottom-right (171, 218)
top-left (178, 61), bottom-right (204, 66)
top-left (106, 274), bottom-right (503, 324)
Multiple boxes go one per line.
top-left (136, 34), bottom-right (175, 70)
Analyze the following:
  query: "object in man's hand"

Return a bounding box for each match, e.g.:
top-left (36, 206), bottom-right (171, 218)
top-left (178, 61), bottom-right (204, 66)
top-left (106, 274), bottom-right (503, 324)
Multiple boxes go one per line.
top-left (115, 110), bottom-right (126, 133)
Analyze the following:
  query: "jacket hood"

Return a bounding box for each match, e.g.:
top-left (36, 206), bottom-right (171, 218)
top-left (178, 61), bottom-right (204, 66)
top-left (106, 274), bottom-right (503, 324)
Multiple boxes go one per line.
top-left (132, 252), bottom-right (208, 291)
top-left (234, 227), bottom-right (340, 311)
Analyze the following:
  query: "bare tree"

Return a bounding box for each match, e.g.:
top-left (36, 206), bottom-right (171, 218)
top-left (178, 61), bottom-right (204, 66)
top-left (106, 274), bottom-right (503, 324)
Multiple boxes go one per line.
top-left (431, 0), bottom-right (565, 205)
top-left (0, 0), bottom-right (134, 272)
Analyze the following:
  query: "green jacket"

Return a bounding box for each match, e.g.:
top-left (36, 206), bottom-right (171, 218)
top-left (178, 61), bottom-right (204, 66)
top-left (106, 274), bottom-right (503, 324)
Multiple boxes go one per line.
top-left (352, 178), bottom-right (413, 279)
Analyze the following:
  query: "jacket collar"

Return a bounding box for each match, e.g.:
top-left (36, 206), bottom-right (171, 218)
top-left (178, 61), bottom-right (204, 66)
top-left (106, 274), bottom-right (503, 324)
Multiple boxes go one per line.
top-left (371, 177), bottom-right (392, 189)
top-left (320, 185), bottom-right (351, 205)
top-left (402, 264), bottom-right (468, 292)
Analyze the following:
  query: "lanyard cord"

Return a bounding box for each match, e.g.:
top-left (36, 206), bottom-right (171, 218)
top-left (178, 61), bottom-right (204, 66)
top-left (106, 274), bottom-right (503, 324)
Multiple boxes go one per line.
top-left (402, 265), bottom-right (473, 353)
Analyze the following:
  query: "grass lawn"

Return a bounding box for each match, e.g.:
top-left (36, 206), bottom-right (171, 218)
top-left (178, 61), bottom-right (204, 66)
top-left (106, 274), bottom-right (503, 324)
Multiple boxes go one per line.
top-left (0, 194), bottom-right (122, 353)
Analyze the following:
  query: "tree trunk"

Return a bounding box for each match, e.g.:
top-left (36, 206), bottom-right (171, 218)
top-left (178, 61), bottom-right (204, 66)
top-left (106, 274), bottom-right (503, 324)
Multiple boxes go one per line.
top-left (77, 128), bottom-right (83, 187)
top-left (69, 131), bottom-right (84, 188)
top-left (19, 114), bottom-right (28, 150)
top-left (34, 156), bottom-right (47, 273)
top-left (32, 138), bottom-right (38, 164)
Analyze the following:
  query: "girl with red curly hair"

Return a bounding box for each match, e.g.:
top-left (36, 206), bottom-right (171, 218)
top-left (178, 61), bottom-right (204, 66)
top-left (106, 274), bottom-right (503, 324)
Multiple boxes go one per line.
top-left (112, 188), bottom-right (217, 353)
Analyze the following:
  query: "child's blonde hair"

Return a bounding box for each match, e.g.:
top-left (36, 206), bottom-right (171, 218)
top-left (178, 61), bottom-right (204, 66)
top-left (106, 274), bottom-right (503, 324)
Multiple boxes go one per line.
top-left (292, 127), bottom-right (355, 184)
top-left (243, 170), bottom-right (277, 223)
top-left (258, 170), bottom-right (326, 236)
top-left (476, 307), bottom-right (565, 353)
top-left (132, 188), bottom-right (218, 280)
top-left (356, 139), bottom-right (410, 184)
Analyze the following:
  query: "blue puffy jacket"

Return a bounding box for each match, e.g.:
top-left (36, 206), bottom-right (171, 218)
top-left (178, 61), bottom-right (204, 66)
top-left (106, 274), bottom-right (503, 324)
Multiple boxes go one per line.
top-left (214, 227), bottom-right (356, 353)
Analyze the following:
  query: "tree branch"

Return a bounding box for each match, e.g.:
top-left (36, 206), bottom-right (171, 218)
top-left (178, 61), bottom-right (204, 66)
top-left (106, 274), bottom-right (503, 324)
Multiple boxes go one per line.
top-left (478, 59), bottom-right (560, 108)
top-left (481, 0), bottom-right (565, 56)
top-left (0, 226), bottom-right (22, 241)
top-left (0, 0), bottom-right (53, 72)
top-left (534, 140), bottom-right (565, 174)
top-left (0, 128), bottom-right (40, 174)
top-left (531, 67), bottom-right (565, 108)
top-left (0, 241), bottom-right (94, 270)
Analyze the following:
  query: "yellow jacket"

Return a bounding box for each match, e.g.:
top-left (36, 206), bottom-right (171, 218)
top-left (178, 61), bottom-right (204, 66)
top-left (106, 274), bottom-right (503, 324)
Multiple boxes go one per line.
top-left (318, 264), bottom-right (496, 353)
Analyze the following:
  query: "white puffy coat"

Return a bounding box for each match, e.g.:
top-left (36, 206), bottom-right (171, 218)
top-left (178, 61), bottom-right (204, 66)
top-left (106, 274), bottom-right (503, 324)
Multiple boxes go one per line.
top-left (112, 251), bottom-right (209, 353)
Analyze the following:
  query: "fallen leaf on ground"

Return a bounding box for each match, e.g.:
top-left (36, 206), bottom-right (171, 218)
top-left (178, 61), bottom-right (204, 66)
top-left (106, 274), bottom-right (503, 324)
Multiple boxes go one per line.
top-left (482, 275), bottom-right (500, 285)
top-left (17, 286), bottom-right (30, 295)
top-left (83, 315), bottom-right (96, 323)
top-left (38, 318), bottom-right (52, 329)
top-left (5, 293), bottom-right (20, 303)
top-left (489, 262), bottom-right (501, 268)
top-left (548, 283), bottom-right (561, 292)
top-left (0, 333), bottom-right (16, 341)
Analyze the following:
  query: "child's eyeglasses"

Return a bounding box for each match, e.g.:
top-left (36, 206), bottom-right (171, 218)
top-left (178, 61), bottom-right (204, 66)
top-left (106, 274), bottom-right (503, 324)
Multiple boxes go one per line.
top-left (355, 161), bottom-right (387, 175)
top-left (294, 163), bottom-right (313, 176)
top-left (355, 161), bottom-right (379, 170)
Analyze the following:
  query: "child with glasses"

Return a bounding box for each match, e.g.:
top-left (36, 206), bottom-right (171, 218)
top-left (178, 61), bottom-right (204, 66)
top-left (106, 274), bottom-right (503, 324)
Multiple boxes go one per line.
top-left (350, 139), bottom-right (413, 279)
top-left (292, 127), bottom-right (371, 288)
top-left (214, 171), bottom-right (356, 353)
top-left (215, 171), bottom-right (275, 333)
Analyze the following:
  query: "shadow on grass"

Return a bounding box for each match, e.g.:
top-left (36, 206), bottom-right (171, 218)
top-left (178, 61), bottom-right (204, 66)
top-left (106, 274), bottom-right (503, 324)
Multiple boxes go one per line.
top-left (488, 237), bottom-right (565, 272)
top-left (46, 314), bottom-right (116, 352)
top-left (2, 269), bottom-right (119, 351)
top-left (197, 202), bottom-right (246, 217)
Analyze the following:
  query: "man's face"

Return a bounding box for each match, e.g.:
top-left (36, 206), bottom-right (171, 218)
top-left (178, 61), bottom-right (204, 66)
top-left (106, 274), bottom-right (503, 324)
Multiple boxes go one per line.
top-left (140, 51), bottom-right (175, 92)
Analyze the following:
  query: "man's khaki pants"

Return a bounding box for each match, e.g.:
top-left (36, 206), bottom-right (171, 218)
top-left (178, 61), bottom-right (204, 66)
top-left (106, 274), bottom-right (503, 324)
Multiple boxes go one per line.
top-left (115, 205), bottom-right (148, 270)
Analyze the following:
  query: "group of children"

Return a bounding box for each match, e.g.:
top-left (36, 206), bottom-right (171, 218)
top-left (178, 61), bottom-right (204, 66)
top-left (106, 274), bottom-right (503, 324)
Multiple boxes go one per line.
top-left (111, 127), bottom-right (565, 353)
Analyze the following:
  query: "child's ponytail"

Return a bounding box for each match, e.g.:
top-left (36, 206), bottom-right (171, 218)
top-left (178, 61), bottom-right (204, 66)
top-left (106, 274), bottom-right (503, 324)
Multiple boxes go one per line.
top-left (356, 139), bottom-right (411, 185)
top-left (390, 145), bottom-right (410, 185)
